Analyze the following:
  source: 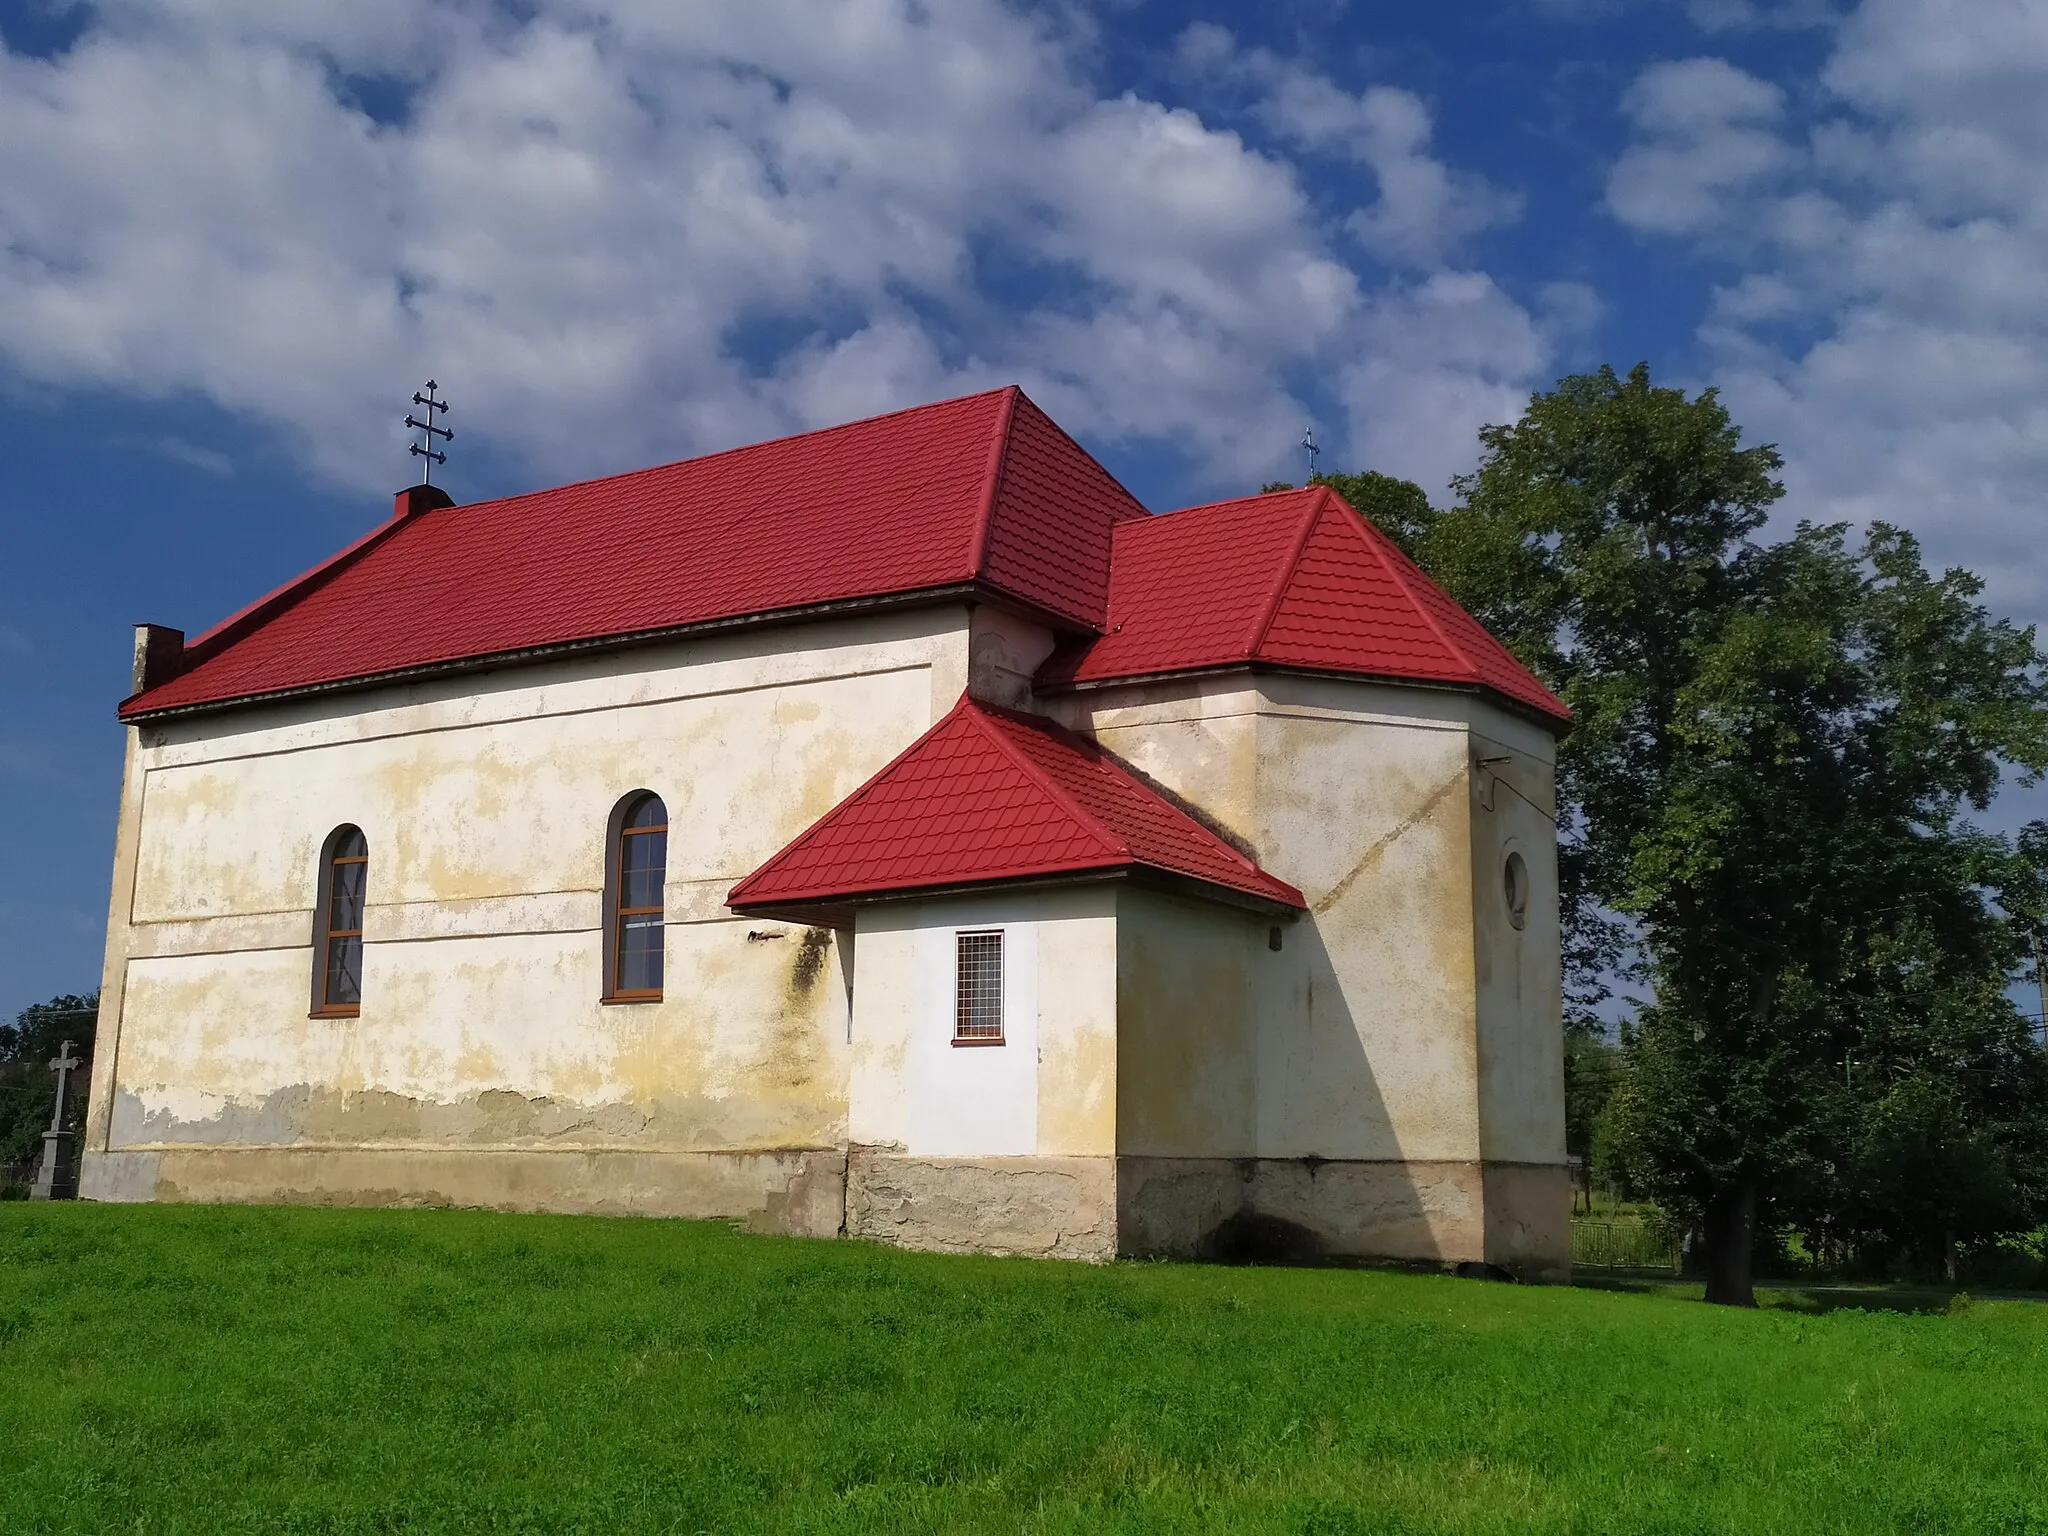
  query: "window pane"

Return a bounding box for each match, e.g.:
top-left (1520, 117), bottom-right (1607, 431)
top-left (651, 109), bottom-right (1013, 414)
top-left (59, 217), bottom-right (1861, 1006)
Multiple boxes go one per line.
top-left (335, 828), bottom-right (367, 860)
top-left (955, 932), bottom-right (1003, 1041)
top-left (330, 859), bottom-right (366, 931)
top-left (618, 912), bottom-right (664, 993)
top-left (326, 935), bottom-right (362, 1007)
top-left (626, 796), bottom-right (667, 831)
top-left (622, 828), bottom-right (667, 911)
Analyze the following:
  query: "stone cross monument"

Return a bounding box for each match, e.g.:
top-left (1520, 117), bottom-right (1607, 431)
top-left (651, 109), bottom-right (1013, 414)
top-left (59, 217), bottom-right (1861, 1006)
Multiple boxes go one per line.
top-left (31, 1041), bottom-right (83, 1201)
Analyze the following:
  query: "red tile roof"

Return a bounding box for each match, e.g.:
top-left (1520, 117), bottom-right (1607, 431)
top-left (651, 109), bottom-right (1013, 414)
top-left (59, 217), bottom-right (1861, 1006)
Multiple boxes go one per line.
top-left (122, 387), bottom-right (1146, 720)
top-left (1037, 487), bottom-right (1569, 726)
top-left (727, 697), bottom-right (1304, 919)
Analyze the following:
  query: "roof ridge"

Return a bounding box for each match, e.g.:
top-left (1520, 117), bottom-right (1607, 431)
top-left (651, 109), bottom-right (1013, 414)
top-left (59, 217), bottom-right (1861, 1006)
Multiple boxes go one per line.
top-left (453, 386), bottom-right (1018, 518)
top-left (1322, 488), bottom-right (1482, 684)
top-left (1006, 390), bottom-right (1153, 525)
top-left (1245, 491), bottom-right (1330, 656)
top-left (967, 385), bottom-right (1022, 580)
top-left (965, 700), bottom-right (1131, 861)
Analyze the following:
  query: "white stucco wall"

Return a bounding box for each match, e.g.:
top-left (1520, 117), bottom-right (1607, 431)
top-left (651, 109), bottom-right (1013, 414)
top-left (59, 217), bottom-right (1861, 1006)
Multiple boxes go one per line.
top-left (847, 887), bottom-right (1118, 1159)
top-left (90, 606), bottom-right (984, 1172)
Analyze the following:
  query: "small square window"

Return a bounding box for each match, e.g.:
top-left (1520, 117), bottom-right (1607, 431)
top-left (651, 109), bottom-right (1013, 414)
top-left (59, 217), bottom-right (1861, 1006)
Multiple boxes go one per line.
top-left (954, 931), bottom-right (1004, 1045)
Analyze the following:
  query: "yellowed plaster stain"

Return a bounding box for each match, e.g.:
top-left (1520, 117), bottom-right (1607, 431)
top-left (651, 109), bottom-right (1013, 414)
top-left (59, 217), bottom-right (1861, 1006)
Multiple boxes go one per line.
top-left (1309, 765), bottom-right (1466, 916)
top-left (1036, 1026), bottom-right (1115, 1154)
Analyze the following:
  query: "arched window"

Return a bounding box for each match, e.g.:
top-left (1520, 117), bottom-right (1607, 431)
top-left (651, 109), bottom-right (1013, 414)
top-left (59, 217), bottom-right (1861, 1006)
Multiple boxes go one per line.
top-left (606, 794), bottom-right (668, 1001)
top-left (313, 826), bottom-right (368, 1017)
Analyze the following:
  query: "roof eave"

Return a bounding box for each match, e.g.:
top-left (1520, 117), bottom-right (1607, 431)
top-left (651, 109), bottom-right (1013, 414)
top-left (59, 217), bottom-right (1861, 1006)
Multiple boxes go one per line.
top-left (1035, 660), bottom-right (1572, 735)
top-left (728, 862), bottom-right (1303, 925)
top-left (729, 866), bottom-right (1132, 925)
top-left (121, 579), bottom-right (1097, 725)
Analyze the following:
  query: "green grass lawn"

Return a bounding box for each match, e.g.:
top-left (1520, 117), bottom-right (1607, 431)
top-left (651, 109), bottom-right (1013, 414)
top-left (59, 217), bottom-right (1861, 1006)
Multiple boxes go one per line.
top-left (2, 1204), bottom-right (2045, 1534)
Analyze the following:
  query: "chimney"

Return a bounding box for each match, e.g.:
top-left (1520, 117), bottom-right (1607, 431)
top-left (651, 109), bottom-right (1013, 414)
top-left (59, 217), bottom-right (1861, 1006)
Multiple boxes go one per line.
top-left (394, 484), bottom-right (455, 520)
top-left (132, 624), bottom-right (185, 694)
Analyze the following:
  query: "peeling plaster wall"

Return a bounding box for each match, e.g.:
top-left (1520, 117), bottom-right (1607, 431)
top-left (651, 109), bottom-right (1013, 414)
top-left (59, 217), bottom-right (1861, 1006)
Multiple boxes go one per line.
top-left (965, 606), bottom-right (1056, 710)
top-left (1469, 700), bottom-right (1570, 1278)
top-left (1468, 700), bottom-right (1566, 1169)
top-left (85, 607), bottom-right (978, 1218)
top-left (1075, 673), bottom-right (1569, 1276)
top-left (1079, 676), bottom-right (1484, 1164)
top-left (1115, 1157), bottom-right (1488, 1265)
top-left (1250, 677), bottom-right (1481, 1165)
top-left (1113, 887), bottom-right (1259, 1158)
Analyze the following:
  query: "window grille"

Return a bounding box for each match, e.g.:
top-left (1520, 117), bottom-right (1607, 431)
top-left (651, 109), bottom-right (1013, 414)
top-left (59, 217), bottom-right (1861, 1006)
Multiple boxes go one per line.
top-left (954, 931), bottom-right (1004, 1044)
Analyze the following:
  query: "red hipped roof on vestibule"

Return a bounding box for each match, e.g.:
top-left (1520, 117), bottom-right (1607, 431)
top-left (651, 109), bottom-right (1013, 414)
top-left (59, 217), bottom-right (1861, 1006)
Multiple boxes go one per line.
top-left (727, 696), bottom-right (1305, 922)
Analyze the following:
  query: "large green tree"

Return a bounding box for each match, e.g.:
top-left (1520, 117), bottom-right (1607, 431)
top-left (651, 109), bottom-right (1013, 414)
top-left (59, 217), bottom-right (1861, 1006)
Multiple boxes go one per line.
top-left (1303, 365), bottom-right (2048, 1303)
top-left (1448, 369), bottom-right (2048, 1302)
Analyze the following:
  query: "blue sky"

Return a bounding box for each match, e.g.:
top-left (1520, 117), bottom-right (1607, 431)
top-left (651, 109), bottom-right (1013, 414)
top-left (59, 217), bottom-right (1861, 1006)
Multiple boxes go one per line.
top-left (2, 0), bottom-right (2045, 1019)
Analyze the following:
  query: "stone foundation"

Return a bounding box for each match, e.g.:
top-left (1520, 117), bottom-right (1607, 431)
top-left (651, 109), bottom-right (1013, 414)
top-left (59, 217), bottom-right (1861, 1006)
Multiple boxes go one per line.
top-left (845, 1150), bottom-right (1117, 1260)
top-left (1116, 1156), bottom-right (1570, 1282)
top-left (78, 1145), bottom-right (1569, 1280)
top-left (77, 1146), bottom-right (847, 1237)
top-left (1480, 1160), bottom-right (1573, 1283)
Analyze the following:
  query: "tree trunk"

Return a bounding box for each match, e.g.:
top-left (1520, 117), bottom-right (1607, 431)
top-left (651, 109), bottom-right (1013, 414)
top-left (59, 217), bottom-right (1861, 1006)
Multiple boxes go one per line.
top-left (1702, 1181), bottom-right (1759, 1307)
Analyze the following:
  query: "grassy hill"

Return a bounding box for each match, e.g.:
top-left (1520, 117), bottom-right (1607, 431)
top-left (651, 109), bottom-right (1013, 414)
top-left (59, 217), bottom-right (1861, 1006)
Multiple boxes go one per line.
top-left (2, 1202), bottom-right (2044, 1534)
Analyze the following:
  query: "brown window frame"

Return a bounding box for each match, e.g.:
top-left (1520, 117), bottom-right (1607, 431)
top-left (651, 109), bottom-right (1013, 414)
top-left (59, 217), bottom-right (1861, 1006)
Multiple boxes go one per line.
top-left (952, 929), bottom-right (1005, 1046)
top-left (604, 792), bottom-right (668, 1004)
top-left (311, 826), bottom-right (367, 1019)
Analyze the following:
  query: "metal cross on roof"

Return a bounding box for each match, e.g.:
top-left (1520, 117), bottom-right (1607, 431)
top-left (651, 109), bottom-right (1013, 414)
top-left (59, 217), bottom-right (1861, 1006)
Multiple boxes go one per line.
top-left (405, 380), bottom-right (453, 486)
top-left (1302, 425), bottom-right (1320, 484)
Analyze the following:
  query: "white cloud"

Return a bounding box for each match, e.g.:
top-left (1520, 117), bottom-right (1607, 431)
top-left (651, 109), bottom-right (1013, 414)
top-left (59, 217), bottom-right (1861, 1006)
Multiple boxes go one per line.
top-left (1685, 0), bottom-right (1845, 32)
top-left (1530, 0), bottom-right (1841, 31)
top-left (1339, 272), bottom-right (1560, 499)
top-left (1607, 59), bottom-right (1791, 235)
top-left (0, 740), bottom-right (51, 779)
top-left (0, 3), bottom-right (1566, 504)
top-left (109, 435), bottom-right (234, 477)
top-left (1176, 24), bottom-right (1521, 268)
top-left (1609, 6), bottom-right (2048, 613)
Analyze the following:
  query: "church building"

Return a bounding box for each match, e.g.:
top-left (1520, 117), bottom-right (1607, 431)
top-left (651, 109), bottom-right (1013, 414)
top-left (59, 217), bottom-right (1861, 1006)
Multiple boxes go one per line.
top-left (83, 387), bottom-right (1571, 1278)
